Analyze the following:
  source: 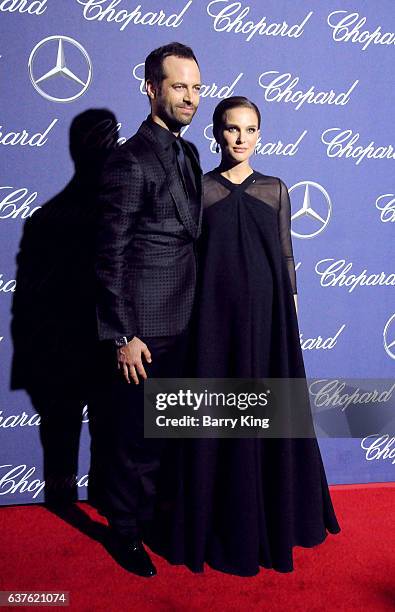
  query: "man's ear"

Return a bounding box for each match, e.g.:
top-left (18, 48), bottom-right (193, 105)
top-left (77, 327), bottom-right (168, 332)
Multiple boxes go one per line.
top-left (146, 80), bottom-right (156, 100)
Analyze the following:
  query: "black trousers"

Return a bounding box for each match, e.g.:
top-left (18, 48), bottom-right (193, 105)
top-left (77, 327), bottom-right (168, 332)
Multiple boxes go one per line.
top-left (88, 330), bottom-right (189, 538)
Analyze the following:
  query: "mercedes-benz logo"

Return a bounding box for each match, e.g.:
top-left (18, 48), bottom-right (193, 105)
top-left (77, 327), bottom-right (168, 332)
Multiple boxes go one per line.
top-left (28, 35), bottom-right (92, 103)
top-left (383, 313), bottom-right (395, 360)
top-left (289, 181), bottom-right (332, 239)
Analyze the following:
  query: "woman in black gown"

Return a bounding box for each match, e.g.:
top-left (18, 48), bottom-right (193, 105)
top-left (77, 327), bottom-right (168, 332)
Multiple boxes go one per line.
top-left (147, 97), bottom-right (341, 576)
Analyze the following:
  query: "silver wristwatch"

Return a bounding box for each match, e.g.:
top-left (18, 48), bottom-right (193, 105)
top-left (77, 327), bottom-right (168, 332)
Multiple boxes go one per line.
top-left (114, 335), bottom-right (133, 348)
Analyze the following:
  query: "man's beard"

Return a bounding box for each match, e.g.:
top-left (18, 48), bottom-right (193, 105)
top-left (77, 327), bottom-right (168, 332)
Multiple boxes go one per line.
top-left (157, 99), bottom-right (196, 131)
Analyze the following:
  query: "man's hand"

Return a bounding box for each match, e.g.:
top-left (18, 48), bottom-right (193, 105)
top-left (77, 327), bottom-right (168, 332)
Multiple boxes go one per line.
top-left (117, 336), bottom-right (152, 384)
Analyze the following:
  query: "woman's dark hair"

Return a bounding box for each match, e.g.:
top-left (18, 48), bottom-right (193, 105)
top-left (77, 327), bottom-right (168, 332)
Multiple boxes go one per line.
top-left (212, 96), bottom-right (261, 141)
top-left (144, 42), bottom-right (199, 92)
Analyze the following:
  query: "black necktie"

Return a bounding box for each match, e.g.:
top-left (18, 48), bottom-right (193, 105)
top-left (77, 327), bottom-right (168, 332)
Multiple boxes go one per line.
top-left (173, 138), bottom-right (199, 224)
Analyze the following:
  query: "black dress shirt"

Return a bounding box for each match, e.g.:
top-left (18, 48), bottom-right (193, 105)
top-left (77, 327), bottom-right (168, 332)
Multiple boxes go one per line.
top-left (145, 115), bottom-right (200, 221)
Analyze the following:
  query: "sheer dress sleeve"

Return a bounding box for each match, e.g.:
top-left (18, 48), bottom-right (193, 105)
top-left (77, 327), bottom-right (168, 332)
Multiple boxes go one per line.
top-left (278, 179), bottom-right (297, 295)
top-left (246, 174), bottom-right (297, 295)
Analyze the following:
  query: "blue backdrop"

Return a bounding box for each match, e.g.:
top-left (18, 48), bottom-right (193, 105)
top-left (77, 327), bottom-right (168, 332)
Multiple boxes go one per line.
top-left (1, 0), bottom-right (394, 504)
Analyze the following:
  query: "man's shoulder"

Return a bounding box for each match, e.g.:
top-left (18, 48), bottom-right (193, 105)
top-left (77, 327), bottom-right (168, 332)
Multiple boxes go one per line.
top-left (111, 130), bottom-right (150, 161)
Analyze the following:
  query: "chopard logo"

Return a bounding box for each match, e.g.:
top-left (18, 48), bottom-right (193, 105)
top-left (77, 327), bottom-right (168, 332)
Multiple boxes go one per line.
top-left (76, 0), bottom-right (193, 32)
top-left (0, 464), bottom-right (89, 500)
top-left (206, 1), bottom-right (313, 42)
top-left (0, 406), bottom-right (89, 427)
top-left (0, 119), bottom-right (58, 146)
top-left (0, 186), bottom-right (41, 219)
top-left (0, 0), bottom-right (47, 15)
top-left (315, 259), bottom-right (395, 292)
top-left (80, 117), bottom-right (125, 148)
top-left (327, 10), bottom-right (395, 51)
top-left (321, 128), bottom-right (395, 165)
top-left (375, 194), bottom-right (395, 223)
top-left (309, 380), bottom-right (395, 412)
top-left (300, 325), bottom-right (346, 350)
top-left (204, 123), bottom-right (307, 156)
top-left (0, 410), bottom-right (41, 428)
top-left (361, 435), bottom-right (395, 464)
top-left (132, 61), bottom-right (244, 99)
top-left (0, 274), bottom-right (16, 293)
top-left (383, 314), bottom-right (395, 360)
top-left (258, 71), bottom-right (358, 111)
top-left (28, 35), bottom-right (92, 103)
top-left (289, 181), bottom-right (332, 239)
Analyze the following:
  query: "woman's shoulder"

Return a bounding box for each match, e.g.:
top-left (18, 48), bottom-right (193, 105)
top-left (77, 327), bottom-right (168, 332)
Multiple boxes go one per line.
top-left (251, 170), bottom-right (286, 185)
top-left (251, 172), bottom-right (291, 200)
top-left (203, 169), bottom-right (219, 183)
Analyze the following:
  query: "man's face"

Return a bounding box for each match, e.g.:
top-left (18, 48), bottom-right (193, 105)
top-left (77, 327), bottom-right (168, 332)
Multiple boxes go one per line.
top-left (147, 55), bottom-right (201, 130)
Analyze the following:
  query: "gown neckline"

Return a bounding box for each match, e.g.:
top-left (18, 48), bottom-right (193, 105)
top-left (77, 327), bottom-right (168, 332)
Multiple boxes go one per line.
top-left (211, 169), bottom-right (257, 191)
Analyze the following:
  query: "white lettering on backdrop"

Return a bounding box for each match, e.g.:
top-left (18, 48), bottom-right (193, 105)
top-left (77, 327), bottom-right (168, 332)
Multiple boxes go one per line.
top-left (0, 187), bottom-right (41, 219)
top-left (0, 119), bottom-right (57, 146)
top-left (0, 0), bottom-right (47, 15)
top-left (299, 325), bottom-right (346, 351)
top-left (315, 259), bottom-right (395, 292)
top-left (76, 0), bottom-right (193, 32)
top-left (258, 71), bottom-right (358, 111)
top-left (204, 123), bottom-right (307, 156)
top-left (206, 0), bottom-right (313, 42)
top-left (0, 406), bottom-right (88, 428)
top-left (327, 10), bottom-right (395, 51)
top-left (0, 410), bottom-right (41, 428)
top-left (132, 61), bottom-right (244, 98)
top-left (309, 380), bottom-right (395, 412)
top-left (0, 464), bottom-right (89, 500)
top-left (321, 128), bottom-right (395, 165)
top-left (361, 435), bottom-right (395, 465)
top-left (0, 275), bottom-right (16, 292)
top-left (81, 117), bottom-right (125, 148)
top-left (0, 407), bottom-right (89, 427)
top-left (375, 194), bottom-right (395, 223)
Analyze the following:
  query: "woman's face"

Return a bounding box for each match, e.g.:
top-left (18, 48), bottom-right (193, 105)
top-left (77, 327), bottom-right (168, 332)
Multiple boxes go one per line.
top-left (217, 106), bottom-right (260, 163)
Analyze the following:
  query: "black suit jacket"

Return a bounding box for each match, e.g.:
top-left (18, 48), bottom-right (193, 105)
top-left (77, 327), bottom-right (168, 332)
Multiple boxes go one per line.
top-left (95, 119), bottom-right (203, 341)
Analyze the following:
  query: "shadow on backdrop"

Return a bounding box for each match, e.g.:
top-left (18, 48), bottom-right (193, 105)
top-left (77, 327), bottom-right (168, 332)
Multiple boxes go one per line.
top-left (10, 108), bottom-right (118, 507)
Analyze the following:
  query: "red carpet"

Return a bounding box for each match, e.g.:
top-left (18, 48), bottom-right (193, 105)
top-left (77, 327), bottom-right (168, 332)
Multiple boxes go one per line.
top-left (0, 484), bottom-right (394, 611)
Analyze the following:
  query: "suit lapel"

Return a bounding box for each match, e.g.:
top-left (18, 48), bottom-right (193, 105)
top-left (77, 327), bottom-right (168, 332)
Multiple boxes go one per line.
top-left (137, 120), bottom-right (202, 239)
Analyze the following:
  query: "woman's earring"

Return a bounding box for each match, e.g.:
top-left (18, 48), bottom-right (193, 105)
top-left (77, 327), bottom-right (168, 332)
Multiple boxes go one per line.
top-left (254, 146), bottom-right (257, 155)
top-left (215, 142), bottom-right (220, 153)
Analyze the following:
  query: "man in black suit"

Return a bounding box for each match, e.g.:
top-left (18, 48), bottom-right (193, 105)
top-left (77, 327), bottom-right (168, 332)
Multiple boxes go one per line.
top-left (90, 42), bottom-right (202, 576)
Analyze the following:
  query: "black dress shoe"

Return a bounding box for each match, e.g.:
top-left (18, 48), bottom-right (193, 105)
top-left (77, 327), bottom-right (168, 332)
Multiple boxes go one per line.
top-left (112, 535), bottom-right (157, 577)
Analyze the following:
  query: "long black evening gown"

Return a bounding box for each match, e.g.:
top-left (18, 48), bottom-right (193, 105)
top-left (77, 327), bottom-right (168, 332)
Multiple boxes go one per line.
top-left (145, 169), bottom-right (341, 576)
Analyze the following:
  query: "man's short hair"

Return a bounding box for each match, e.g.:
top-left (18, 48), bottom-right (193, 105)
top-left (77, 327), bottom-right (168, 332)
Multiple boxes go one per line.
top-left (144, 42), bottom-right (199, 93)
